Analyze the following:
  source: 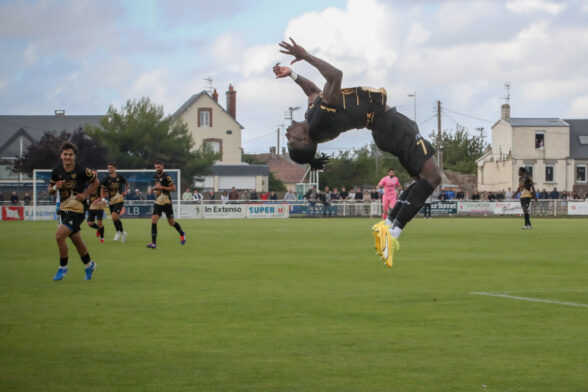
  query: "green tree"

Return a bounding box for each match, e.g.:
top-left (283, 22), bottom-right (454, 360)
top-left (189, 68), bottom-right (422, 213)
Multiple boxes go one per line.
top-left (86, 97), bottom-right (216, 187)
top-left (319, 143), bottom-right (412, 189)
top-left (11, 128), bottom-right (108, 175)
top-left (431, 125), bottom-right (486, 174)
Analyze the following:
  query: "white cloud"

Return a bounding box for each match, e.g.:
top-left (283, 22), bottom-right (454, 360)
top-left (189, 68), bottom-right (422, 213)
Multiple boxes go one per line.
top-left (569, 96), bottom-right (588, 117)
top-left (507, 0), bottom-right (567, 14)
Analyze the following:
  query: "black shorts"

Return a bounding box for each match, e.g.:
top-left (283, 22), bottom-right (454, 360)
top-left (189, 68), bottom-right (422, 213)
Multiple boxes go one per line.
top-left (153, 203), bottom-right (174, 218)
top-left (520, 197), bottom-right (531, 211)
top-left (60, 210), bottom-right (86, 234)
top-left (371, 108), bottom-right (435, 177)
top-left (87, 209), bottom-right (104, 222)
top-left (109, 202), bottom-right (124, 214)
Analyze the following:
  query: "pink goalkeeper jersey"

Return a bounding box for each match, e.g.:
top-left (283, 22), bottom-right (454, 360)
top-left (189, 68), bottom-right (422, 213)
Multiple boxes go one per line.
top-left (378, 176), bottom-right (399, 195)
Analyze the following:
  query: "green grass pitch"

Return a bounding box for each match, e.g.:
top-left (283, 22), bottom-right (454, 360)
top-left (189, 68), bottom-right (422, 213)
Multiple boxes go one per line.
top-left (1, 217), bottom-right (587, 391)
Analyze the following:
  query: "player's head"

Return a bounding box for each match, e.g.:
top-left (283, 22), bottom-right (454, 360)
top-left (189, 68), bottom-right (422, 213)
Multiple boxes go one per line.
top-left (286, 120), bottom-right (329, 170)
top-left (519, 167), bottom-right (526, 176)
top-left (388, 168), bottom-right (395, 176)
top-left (154, 160), bottom-right (164, 174)
top-left (107, 162), bottom-right (117, 175)
top-left (60, 142), bottom-right (77, 164)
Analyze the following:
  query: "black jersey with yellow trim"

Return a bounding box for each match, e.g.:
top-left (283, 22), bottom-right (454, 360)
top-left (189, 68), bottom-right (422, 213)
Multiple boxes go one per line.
top-left (519, 175), bottom-right (534, 198)
top-left (101, 174), bottom-right (127, 203)
top-left (154, 171), bottom-right (174, 205)
top-left (50, 164), bottom-right (95, 213)
top-left (305, 86), bottom-right (387, 143)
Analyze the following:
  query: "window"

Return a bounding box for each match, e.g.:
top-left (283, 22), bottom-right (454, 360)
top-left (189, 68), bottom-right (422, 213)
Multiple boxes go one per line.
top-left (525, 166), bottom-right (533, 178)
top-left (203, 138), bottom-right (222, 158)
top-left (545, 165), bottom-right (554, 182)
top-left (577, 165), bottom-right (587, 183)
top-left (198, 108), bottom-right (212, 127)
top-left (535, 132), bottom-right (545, 149)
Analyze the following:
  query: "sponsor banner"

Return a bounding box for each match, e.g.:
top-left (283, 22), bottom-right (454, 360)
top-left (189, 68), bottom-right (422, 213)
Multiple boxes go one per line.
top-left (179, 204), bottom-right (202, 219)
top-left (24, 205), bottom-right (58, 220)
top-left (458, 202), bottom-right (494, 215)
top-left (431, 201), bottom-right (458, 215)
top-left (2, 206), bottom-right (24, 220)
top-left (201, 204), bottom-right (246, 219)
top-left (568, 201), bottom-right (588, 216)
top-left (247, 204), bottom-right (289, 219)
top-left (494, 201), bottom-right (523, 215)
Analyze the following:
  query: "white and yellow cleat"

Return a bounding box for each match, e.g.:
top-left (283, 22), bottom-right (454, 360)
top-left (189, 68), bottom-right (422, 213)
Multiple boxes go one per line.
top-left (380, 229), bottom-right (400, 268)
top-left (371, 220), bottom-right (387, 256)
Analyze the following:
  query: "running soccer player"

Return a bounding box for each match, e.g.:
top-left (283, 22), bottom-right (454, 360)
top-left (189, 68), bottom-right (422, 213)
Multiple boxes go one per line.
top-left (48, 142), bottom-right (99, 281)
top-left (146, 161), bottom-right (186, 249)
top-left (377, 168), bottom-right (403, 219)
top-left (87, 169), bottom-right (105, 243)
top-left (101, 163), bottom-right (128, 243)
top-left (517, 167), bottom-right (537, 229)
top-left (274, 38), bottom-right (441, 267)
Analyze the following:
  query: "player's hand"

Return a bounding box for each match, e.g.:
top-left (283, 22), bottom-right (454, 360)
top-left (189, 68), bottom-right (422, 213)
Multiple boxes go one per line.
top-left (273, 62), bottom-right (291, 78)
top-left (55, 180), bottom-right (63, 189)
top-left (75, 193), bottom-right (86, 201)
top-left (91, 199), bottom-right (102, 206)
top-left (279, 37), bottom-right (308, 65)
top-left (155, 183), bottom-right (162, 190)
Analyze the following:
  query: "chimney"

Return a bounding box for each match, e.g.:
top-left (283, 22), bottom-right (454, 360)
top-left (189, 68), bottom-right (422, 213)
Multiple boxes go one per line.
top-left (226, 84), bottom-right (236, 119)
top-left (269, 146), bottom-right (276, 158)
top-left (212, 89), bottom-right (218, 103)
top-left (501, 104), bottom-right (510, 120)
top-left (54, 110), bottom-right (65, 116)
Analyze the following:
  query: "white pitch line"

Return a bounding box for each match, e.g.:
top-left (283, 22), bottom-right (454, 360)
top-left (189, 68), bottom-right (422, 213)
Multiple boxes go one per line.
top-left (470, 292), bottom-right (588, 309)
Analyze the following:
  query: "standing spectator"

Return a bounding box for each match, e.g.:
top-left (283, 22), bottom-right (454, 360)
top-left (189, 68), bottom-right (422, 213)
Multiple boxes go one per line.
top-left (146, 187), bottom-right (156, 200)
top-left (228, 187), bottom-right (239, 202)
top-left (331, 187), bottom-right (340, 201)
top-left (471, 191), bottom-right (480, 201)
top-left (423, 193), bottom-right (433, 219)
top-left (339, 186), bottom-right (349, 200)
top-left (23, 193), bottom-right (32, 205)
top-left (319, 186), bottom-right (332, 217)
top-left (182, 187), bottom-right (192, 201)
top-left (488, 192), bottom-right (496, 201)
top-left (250, 190), bottom-right (259, 200)
top-left (10, 191), bottom-right (18, 205)
top-left (561, 190), bottom-right (569, 200)
top-left (134, 189), bottom-right (145, 200)
top-left (455, 189), bottom-right (465, 200)
top-left (192, 189), bottom-right (203, 203)
top-left (207, 190), bottom-right (216, 200)
top-left (283, 189), bottom-right (297, 202)
top-left (261, 192), bottom-right (269, 201)
top-left (505, 187), bottom-right (513, 200)
top-left (354, 187), bottom-right (363, 202)
top-left (304, 185), bottom-right (318, 217)
top-left (539, 188), bottom-right (548, 199)
top-left (269, 191), bottom-right (278, 202)
top-left (221, 191), bottom-right (229, 204)
top-left (439, 191), bottom-right (446, 201)
top-left (370, 189), bottom-right (379, 201)
top-left (549, 187), bottom-right (559, 199)
top-left (242, 189), bottom-right (251, 203)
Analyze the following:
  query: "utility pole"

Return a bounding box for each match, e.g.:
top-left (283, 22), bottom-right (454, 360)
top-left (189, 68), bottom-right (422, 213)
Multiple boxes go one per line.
top-left (437, 100), bottom-right (443, 191)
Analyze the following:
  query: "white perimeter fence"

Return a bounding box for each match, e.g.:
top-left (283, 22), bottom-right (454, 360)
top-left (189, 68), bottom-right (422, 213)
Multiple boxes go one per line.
top-left (1, 199), bottom-right (588, 221)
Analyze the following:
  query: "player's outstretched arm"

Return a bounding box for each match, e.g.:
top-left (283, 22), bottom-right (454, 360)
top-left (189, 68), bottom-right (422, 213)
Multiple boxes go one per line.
top-left (279, 37), bottom-right (342, 106)
top-left (273, 62), bottom-right (321, 102)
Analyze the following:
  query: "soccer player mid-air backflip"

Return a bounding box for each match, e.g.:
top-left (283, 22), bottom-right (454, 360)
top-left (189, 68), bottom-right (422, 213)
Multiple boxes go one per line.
top-left (274, 38), bottom-right (441, 267)
top-left (49, 142), bottom-right (99, 281)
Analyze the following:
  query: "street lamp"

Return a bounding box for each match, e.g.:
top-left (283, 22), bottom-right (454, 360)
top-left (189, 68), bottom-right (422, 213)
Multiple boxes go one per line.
top-left (407, 92), bottom-right (416, 123)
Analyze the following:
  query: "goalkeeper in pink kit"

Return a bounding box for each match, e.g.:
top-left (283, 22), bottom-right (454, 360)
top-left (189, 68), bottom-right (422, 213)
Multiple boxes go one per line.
top-left (377, 168), bottom-right (403, 219)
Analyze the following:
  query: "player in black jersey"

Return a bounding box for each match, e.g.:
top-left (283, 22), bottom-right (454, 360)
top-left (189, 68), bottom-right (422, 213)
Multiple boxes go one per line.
top-left (48, 142), bottom-right (99, 281)
top-left (146, 161), bottom-right (186, 249)
top-left (87, 169), bottom-right (106, 243)
top-left (274, 38), bottom-right (441, 268)
top-left (101, 163), bottom-right (128, 243)
top-left (517, 167), bottom-right (537, 229)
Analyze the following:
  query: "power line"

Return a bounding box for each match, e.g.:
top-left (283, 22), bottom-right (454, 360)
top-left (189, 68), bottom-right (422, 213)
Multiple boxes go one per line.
top-left (242, 130), bottom-right (277, 144)
top-left (443, 107), bottom-right (493, 123)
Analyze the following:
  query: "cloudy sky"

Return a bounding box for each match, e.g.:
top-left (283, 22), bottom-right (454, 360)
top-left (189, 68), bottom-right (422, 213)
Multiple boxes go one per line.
top-left (1, 0), bottom-right (587, 154)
